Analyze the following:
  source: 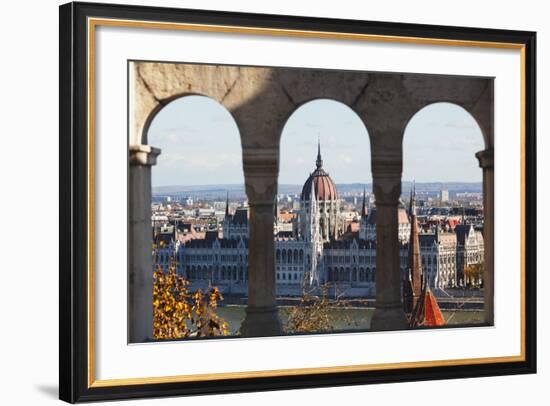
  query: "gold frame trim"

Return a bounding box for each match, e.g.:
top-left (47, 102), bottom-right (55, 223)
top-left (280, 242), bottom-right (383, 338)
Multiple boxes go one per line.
top-left (87, 17), bottom-right (527, 388)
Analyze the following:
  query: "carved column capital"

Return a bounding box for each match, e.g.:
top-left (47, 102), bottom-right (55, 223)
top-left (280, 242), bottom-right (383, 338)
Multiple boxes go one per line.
top-left (476, 148), bottom-right (494, 169)
top-left (243, 147), bottom-right (279, 206)
top-left (129, 144), bottom-right (161, 166)
top-left (372, 155), bottom-right (402, 207)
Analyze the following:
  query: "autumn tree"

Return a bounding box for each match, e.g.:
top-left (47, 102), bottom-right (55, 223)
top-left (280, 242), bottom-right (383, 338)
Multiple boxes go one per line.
top-left (152, 247), bottom-right (228, 339)
top-left (284, 284), bottom-right (356, 334)
top-left (463, 262), bottom-right (484, 288)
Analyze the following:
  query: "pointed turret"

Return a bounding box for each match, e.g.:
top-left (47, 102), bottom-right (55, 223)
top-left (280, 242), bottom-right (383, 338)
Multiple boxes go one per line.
top-left (361, 187), bottom-right (368, 217)
top-left (404, 185), bottom-right (445, 327)
top-left (306, 177), bottom-right (322, 286)
top-left (308, 183), bottom-right (317, 242)
top-left (225, 192), bottom-right (230, 218)
top-left (409, 285), bottom-right (446, 327)
top-left (404, 184), bottom-right (423, 314)
top-left (409, 181), bottom-right (417, 217)
top-left (315, 138), bottom-right (323, 169)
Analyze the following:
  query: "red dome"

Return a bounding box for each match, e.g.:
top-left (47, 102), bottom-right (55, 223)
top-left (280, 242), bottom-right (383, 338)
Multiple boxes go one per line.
top-left (301, 168), bottom-right (338, 201)
top-left (300, 142), bottom-right (338, 201)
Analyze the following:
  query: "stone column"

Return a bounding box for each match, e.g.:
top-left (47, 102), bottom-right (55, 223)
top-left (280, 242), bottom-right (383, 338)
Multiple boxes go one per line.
top-left (239, 147), bottom-right (283, 337)
top-left (476, 148), bottom-right (494, 325)
top-left (370, 156), bottom-right (408, 331)
top-left (128, 144), bottom-right (161, 343)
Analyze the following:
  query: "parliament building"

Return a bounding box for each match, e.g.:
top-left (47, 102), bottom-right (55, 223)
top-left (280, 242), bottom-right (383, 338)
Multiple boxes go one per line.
top-left (154, 144), bottom-right (484, 297)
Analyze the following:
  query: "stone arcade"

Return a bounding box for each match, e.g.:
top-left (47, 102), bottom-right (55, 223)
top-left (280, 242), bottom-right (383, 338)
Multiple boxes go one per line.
top-left (129, 62), bottom-right (494, 340)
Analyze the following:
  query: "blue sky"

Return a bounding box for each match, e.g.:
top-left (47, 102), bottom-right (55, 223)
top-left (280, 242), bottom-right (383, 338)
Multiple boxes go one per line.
top-left (148, 96), bottom-right (484, 187)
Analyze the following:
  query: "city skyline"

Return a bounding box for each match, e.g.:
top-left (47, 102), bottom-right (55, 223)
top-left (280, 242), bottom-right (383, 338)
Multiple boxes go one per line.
top-left (148, 97), bottom-right (485, 187)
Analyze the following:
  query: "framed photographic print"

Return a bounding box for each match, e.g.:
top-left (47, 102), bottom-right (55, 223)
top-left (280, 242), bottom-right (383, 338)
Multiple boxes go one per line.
top-left (59, 1), bottom-right (537, 403)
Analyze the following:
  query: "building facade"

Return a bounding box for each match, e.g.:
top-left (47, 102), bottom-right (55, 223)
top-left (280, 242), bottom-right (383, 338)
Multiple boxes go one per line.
top-left (154, 146), bottom-right (484, 297)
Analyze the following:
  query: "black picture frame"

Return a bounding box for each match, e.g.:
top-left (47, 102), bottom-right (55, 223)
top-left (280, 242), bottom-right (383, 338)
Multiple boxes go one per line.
top-left (59, 1), bottom-right (537, 403)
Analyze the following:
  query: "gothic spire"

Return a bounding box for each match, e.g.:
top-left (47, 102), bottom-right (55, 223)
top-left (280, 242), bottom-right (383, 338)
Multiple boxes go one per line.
top-left (362, 187), bottom-right (367, 217)
top-left (225, 192), bottom-right (229, 218)
top-left (409, 180), bottom-right (417, 217)
top-left (315, 138), bottom-right (323, 169)
top-left (404, 180), bottom-right (422, 314)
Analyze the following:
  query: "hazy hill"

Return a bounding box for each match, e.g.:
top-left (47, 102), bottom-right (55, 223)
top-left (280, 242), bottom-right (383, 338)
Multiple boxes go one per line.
top-left (153, 181), bottom-right (481, 198)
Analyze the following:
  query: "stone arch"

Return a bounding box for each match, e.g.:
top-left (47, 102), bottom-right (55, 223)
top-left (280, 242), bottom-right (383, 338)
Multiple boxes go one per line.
top-left (145, 94), bottom-right (244, 184)
top-left (129, 61), bottom-right (495, 340)
top-left (394, 76), bottom-right (494, 150)
top-left (402, 100), bottom-right (492, 321)
top-left (279, 97), bottom-right (372, 142)
top-left (402, 102), bottom-right (486, 182)
top-left (141, 92), bottom-right (223, 145)
top-left (278, 97), bottom-right (372, 244)
top-left (278, 98), bottom-right (372, 171)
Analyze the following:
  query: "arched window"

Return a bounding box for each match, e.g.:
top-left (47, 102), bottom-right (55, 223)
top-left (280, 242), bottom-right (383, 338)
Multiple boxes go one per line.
top-left (403, 102), bottom-right (486, 302)
top-left (149, 95), bottom-right (242, 187)
top-left (279, 99), bottom-right (371, 241)
top-left (147, 94), bottom-right (246, 295)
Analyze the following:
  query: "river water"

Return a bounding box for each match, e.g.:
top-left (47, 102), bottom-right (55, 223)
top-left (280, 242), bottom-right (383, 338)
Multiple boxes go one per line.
top-left (216, 306), bottom-right (485, 335)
